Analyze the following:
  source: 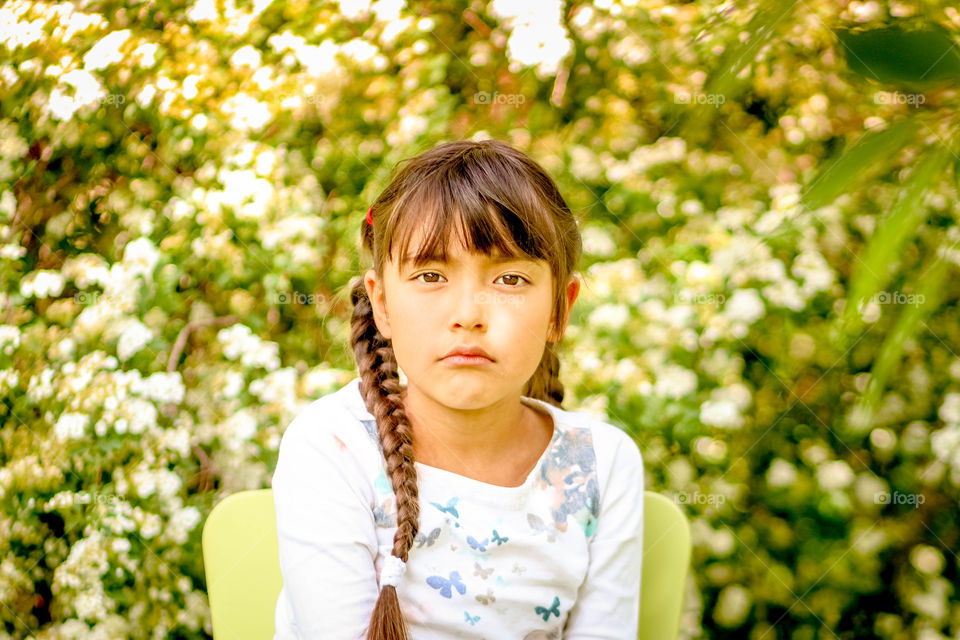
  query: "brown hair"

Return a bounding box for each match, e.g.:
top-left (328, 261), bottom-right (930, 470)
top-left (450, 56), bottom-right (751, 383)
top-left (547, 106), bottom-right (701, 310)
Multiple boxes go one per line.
top-left (349, 139), bottom-right (582, 639)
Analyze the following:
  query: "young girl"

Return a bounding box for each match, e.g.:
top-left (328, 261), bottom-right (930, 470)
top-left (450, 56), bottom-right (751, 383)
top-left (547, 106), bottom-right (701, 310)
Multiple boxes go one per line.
top-left (271, 140), bottom-right (645, 639)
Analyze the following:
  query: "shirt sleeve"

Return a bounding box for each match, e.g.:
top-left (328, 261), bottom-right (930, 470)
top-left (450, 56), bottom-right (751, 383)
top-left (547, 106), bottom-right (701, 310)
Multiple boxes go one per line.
top-left (562, 426), bottom-right (645, 639)
top-left (271, 408), bottom-right (380, 639)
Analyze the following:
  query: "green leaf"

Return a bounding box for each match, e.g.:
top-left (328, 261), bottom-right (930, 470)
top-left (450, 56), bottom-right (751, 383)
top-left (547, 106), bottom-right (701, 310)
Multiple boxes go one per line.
top-left (703, 0), bottom-right (799, 100)
top-left (835, 143), bottom-right (952, 342)
top-left (834, 22), bottom-right (960, 91)
top-left (800, 119), bottom-right (920, 210)
top-left (846, 239), bottom-right (950, 434)
top-left (680, 0), bottom-right (798, 140)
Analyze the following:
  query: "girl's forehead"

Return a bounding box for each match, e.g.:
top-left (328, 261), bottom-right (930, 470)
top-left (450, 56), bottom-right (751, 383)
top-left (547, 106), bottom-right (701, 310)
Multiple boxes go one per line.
top-left (388, 206), bottom-right (548, 270)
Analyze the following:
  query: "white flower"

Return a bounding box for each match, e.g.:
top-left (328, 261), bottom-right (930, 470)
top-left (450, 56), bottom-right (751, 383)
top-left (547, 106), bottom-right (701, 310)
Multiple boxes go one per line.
top-left (250, 367), bottom-right (297, 410)
top-left (48, 69), bottom-right (106, 121)
top-left (133, 372), bottom-right (185, 404)
top-left (938, 392), bottom-right (960, 424)
top-left (340, 38), bottom-right (379, 65)
top-left (73, 585), bottom-right (108, 621)
top-left (581, 226), bottom-right (615, 257)
top-left (0, 369), bottom-right (18, 393)
top-left (0, 189), bottom-right (18, 218)
top-left (116, 319), bottom-right (154, 361)
top-left (155, 469), bottom-right (183, 499)
top-left (0, 324), bottom-right (21, 354)
top-left (54, 413), bottom-right (89, 441)
top-left (724, 289), bottom-right (765, 324)
top-left (125, 398), bottom-right (158, 435)
top-left (686, 261), bottom-right (721, 288)
top-left (793, 250), bottom-right (835, 295)
top-left (122, 236), bottom-right (160, 281)
top-left (221, 370), bottom-right (245, 398)
top-left (700, 399), bottom-right (744, 430)
top-left (588, 303), bottom-right (629, 330)
top-left (133, 468), bottom-right (157, 499)
top-left (167, 506), bottom-right (202, 545)
top-left (910, 544), bottom-right (945, 575)
top-left (27, 368), bottom-right (56, 403)
top-left (140, 513), bottom-right (162, 538)
top-left (222, 93), bottom-right (271, 133)
top-left (652, 364), bottom-right (698, 399)
top-left (714, 584), bottom-right (751, 628)
top-left (817, 460), bottom-right (854, 490)
top-left (628, 137), bottom-right (686, 172)
top-left (766, 458), bottom-right (797, 488)
top-left (763, 278), bottom-right (806, 311)
top-left (230, 44), bottom-right (262, 69)
top-left (0, 243), bottom-right (25, 259)
top-left (222, 409), bottom-right (258, 451)
top-left (337, 0), bottom-right (372, 20)
top-left (49, 336), bottom-right (77, 361)
top-left (930, 424), bottom-right (960, 470)
top-left (186, 0), bottom-right (218, 22)
top-left (20, 270), bottom-right (65, 298)
top-left (217, 324), bottom-right (280, 371)
top-left (491, 0), bottom-right (572, 77)
top-left (83, 30), bottom-right (131, 71)
top-left (62, 253), bottom-right (111, 289)
top-left (111, 538), bottom-right (131, 553)
top-left (133, 42), bottom-right (159, 68)
top-left (217, 168), bottom-right (274, 218)
top-left (159, 426), bottom-right (191, 458)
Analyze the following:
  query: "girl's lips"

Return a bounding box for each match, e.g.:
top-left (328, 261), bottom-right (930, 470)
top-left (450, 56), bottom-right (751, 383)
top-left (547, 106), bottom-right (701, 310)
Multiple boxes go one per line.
top-left (442, 355), bottom-right (494, 365)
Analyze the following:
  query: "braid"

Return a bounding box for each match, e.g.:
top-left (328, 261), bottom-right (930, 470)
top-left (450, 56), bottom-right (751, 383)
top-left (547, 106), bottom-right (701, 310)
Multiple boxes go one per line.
top-left (523, 342), bottom-right (565, 408)
top-left (350, 277), bottom-right (420, 640)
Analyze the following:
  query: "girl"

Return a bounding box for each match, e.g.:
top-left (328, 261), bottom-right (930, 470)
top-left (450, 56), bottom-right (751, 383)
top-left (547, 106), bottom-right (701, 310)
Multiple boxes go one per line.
top-left (272, 140), bottom-right (645, 639)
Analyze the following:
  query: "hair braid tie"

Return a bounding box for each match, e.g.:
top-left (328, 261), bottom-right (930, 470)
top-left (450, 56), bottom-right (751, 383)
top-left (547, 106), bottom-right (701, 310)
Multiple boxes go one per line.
top-left (380, 555), bottom-right (406, 588)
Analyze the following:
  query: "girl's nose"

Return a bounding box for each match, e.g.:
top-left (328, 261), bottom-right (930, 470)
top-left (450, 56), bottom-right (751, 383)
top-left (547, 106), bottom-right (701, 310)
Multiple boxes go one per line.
top-left (450, 281), bottom-right (487, 330)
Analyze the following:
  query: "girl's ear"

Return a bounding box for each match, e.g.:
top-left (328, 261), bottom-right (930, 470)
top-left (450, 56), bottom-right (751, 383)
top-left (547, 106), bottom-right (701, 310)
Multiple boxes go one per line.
top-left (547, 276), bottom-right (581, 343)
top-left (364, 268), bottom-right (393, 340)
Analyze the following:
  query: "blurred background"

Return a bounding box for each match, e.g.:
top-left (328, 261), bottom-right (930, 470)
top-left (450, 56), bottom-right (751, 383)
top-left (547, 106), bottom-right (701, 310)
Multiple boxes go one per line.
top-left (3, 0), bottom-right (960, 638)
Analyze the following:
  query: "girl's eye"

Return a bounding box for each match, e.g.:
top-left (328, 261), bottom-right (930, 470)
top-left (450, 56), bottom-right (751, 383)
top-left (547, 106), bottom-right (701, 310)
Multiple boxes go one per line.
top-left (415, 272), bottom-right (444, 283)
top-left (496, 274), bottom-right (527, 286)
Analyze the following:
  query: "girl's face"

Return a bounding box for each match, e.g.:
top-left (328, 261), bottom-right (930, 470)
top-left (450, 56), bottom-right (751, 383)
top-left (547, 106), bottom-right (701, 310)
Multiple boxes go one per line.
top-left (364, 228), bottom-right (579, 410)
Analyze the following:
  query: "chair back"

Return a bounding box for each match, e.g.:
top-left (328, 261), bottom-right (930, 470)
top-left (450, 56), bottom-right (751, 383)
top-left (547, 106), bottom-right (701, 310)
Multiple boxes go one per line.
top-left (203, 490), bottom-right (282, 640)
top-left (202, 489), bottom-right (690, 639)
top-left (638, 492), bottom-right (691, 640)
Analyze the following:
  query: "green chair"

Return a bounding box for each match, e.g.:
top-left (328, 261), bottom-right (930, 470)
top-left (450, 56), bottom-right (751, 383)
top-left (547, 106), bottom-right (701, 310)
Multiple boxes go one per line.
top-left (202, 489), bottom-right (691, 640)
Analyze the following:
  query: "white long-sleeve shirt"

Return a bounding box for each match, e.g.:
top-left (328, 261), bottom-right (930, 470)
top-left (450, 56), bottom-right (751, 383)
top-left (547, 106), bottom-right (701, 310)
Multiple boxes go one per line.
top-left (272, 376), bottom-right (644, 639)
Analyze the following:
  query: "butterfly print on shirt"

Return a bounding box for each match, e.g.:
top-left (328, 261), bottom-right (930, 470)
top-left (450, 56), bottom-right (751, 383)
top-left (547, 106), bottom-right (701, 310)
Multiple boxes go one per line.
top-left (426, 571), bottom-right (466, 598)
top-left (415, 527), bottom-right (441, 548)
top-left (535, 596), bottom-right (561, 621)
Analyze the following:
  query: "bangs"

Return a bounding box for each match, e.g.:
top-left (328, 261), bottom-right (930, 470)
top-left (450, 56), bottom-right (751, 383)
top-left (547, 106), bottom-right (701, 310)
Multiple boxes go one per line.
top-left (385, 172), bottom-right (562, 272)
